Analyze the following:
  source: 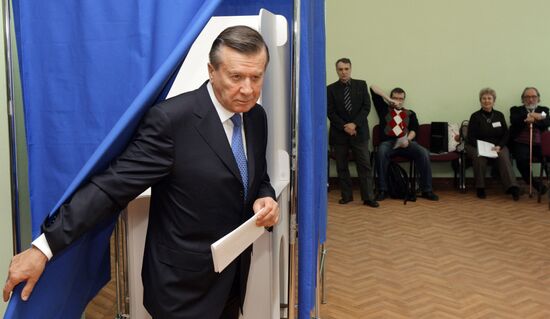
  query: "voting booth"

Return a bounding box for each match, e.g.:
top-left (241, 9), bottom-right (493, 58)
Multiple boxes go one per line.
top-left (120, 10), bottom-right (291, 319)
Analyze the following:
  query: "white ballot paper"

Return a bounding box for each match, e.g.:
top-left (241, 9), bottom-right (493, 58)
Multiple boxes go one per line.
top-left (211, 209), bottom-right (266, 273)
top-left (393, 135), bottom-right (409, 149)
top-left (477, 140), bottom-right (498, 158)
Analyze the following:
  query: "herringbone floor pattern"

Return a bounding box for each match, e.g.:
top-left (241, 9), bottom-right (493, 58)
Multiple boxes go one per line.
top-left (320, 184), bottom-right (550, 319)
top-left (84, 183), bottom-right (550, 319)
top-left (84, 238), bottom-right (118, 319)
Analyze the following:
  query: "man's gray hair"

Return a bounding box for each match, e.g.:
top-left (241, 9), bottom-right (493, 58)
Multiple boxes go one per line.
top-left (209, 25), bottom-right (270, 69)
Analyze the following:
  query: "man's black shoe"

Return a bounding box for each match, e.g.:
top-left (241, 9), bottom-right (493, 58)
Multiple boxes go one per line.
top-left (338, 198), bottom-right (353, 204)
top-left (476, 188), bottom-right (486, 199)
top-left (421, 191), bottom-right (439, 201)
top-left (363, 200), bottom-right (380, 208)
top-left (375, 191), bottom-right (387, 201)
top-left (509, 186), bottom-right (520, 201)
top-left (538, 184), bottom-right (548, 195)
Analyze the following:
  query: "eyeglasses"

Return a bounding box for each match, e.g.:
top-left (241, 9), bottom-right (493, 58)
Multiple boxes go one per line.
top-left (523, 95), bottom-right (539, 99)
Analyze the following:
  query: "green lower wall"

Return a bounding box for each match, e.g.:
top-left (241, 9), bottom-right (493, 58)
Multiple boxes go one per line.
top-left (326, 0), bottom-right (550, 178)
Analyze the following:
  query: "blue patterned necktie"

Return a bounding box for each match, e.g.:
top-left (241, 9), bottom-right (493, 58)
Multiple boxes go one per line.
top-left (230, 113), bottom-right (248, 199)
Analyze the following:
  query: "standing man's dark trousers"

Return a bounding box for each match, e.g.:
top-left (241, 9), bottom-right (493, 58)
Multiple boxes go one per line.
top-left (333, 137), bottom-right (376, 202)
top-left (511, 142), bottom-right (544, 191)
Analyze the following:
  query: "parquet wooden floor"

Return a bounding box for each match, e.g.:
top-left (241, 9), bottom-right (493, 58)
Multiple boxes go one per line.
top-left (84, 182), bottom-right (550, 319)
top-left (84, 237), bottom-right (117, 319)
top-left (320, 183), bottom-right (550, 319)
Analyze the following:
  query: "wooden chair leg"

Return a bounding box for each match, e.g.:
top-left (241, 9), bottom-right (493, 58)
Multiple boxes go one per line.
top-left (538, 159), bottom-right (543, 203)
top-left (409, 161), bottom-right (416, 195)
top-left (459, 152), bottom-right (466, 192)
top-left (540, 159), bottom-right (549, 203)
top-left (372, 150), bottom-right (378, 193)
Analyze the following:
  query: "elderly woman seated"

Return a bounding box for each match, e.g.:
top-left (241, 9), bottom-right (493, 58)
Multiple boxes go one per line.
top-left (465, 87), bottom-right (520, 200)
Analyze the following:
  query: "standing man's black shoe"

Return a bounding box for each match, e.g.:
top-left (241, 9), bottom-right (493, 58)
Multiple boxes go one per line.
top-left (363, 200), bottom-right (379, 208)
top-left (537, 184), bottom-right (548, 195)
top-left (375, 191), bottom-right (387, 201)
top-left (338, 198), bottom-right (353, 204)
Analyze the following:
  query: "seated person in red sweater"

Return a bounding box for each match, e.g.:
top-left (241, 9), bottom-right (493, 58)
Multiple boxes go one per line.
top-left (370, 85), bottom-right (438, 201)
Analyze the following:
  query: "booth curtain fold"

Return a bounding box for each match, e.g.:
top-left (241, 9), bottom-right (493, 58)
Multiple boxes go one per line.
top-left (6, 0), bottom-right (325, 318)
top-left (297, 1), bottom-right (327, 318)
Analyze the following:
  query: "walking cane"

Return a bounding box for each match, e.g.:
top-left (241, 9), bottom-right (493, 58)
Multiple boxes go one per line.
top-left (529, 122), bottom-right (533, 197)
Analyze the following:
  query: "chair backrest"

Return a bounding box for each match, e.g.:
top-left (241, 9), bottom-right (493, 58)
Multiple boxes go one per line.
top-left (541, 131), bottom-right (550, 157)
top-left (417, 123), bottom-right (431, 149)
top-left (372, 124), bottom-right (381, 147)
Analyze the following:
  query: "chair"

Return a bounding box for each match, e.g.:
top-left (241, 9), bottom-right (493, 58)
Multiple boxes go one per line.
top-left (371, 124), bottom-right (416, 194)
top-left (538, 131), bottom-right (550, 207)
top-left (416, 124), bottom-right (462, 189)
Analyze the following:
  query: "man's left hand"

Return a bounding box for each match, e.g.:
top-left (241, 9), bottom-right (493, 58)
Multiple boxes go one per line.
top-left (253, 197), bottom-right (279, 228)
top-left (343, 123), bottom-right (357, 136)
top-left (526, 112), bottom-right (543, 123)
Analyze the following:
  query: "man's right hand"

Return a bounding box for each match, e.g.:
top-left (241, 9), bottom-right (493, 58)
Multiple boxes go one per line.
top-left (3, 246), bottom-right (48, 302)
top-left (388, 99), bottom-right (403, 109)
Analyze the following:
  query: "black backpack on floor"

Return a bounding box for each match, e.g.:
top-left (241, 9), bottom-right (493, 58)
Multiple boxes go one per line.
top-left (387, 162), bottom-right (416, 204)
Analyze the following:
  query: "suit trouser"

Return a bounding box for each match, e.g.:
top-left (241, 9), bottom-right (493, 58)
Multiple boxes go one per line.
top-left (376, 140), bottom-right (433, 192)
top-left (511, 142), bottom-right (543, 188)
top-left (332, 138), bottom-right (375, 201)
top-left (219, 265), bottom-right (240, 319)
top-left (465, 144), bottom-right (518, 190)
top-left (219, 285), bottom-right (239, 319)
top-left (150, 279), bottom-right (239, 319)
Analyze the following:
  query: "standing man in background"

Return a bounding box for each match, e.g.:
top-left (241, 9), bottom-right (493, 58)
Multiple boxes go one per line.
top-left (509, 87), bottom-right (550, 194)
top-left (327, 58), bottom-right (379, 208)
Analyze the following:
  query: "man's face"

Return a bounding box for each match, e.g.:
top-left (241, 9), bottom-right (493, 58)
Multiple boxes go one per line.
top-left (208, 46), bottom-right (267, 113)
top-left (335, 62), bottom-right (351, 83)
top-left (522, 88), bottom-right (540, 109)
top-left (390, 92), bottom-right (405, 109)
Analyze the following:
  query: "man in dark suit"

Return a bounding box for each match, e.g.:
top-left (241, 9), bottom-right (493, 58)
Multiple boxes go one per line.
top-left (327, 58), bottom-right (378, 208)
top-left (509, 87), bottom-right (550, 194)
top-left (3, 26), bottom-right (279, 319)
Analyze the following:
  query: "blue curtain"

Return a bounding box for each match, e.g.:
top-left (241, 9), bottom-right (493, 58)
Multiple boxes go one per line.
top-left (297, 1), bottom-right (327, 318)
top-left (6, 1), bottom-right (221, 318)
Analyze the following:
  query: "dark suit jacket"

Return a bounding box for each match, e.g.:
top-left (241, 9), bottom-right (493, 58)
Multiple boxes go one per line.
top-left (41, 82), bottom-right (275, 319)
top-left (509, 105), bottom-right (550, 142)
top-left (327, 79), bottom-right (371, 145)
